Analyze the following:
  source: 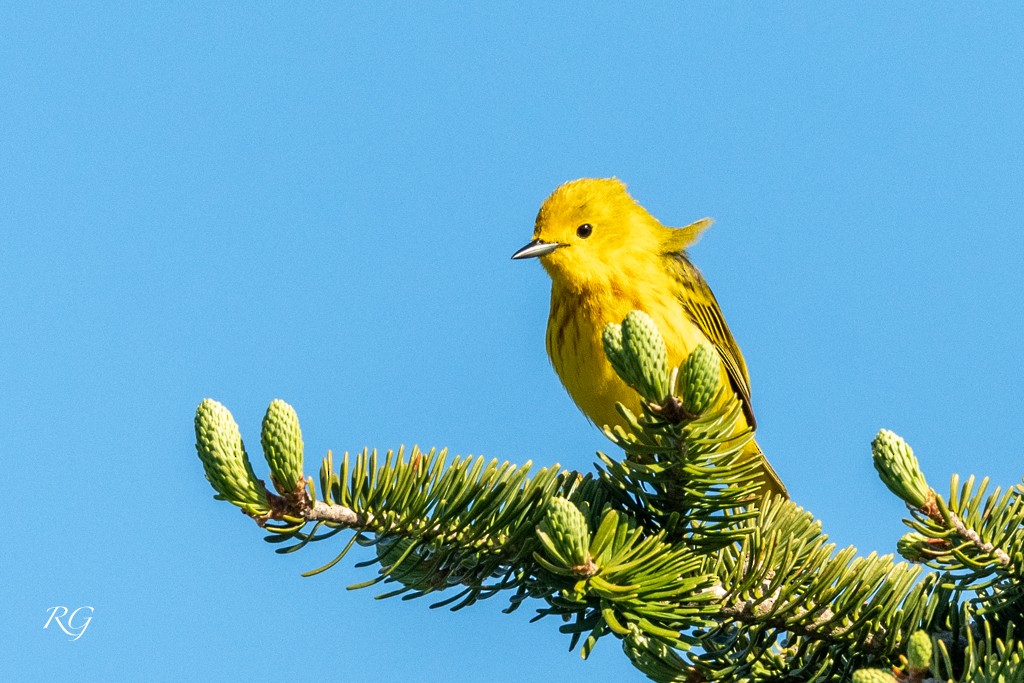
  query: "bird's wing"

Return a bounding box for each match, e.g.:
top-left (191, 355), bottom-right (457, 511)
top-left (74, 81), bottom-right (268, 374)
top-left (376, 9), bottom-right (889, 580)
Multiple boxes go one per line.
top-left (671, 254), bottom-right (757, 428)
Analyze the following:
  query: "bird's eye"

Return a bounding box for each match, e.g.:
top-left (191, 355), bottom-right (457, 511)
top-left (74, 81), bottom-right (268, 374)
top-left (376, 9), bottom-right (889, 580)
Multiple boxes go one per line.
top-left (576, 223), bottom-right (593, 239)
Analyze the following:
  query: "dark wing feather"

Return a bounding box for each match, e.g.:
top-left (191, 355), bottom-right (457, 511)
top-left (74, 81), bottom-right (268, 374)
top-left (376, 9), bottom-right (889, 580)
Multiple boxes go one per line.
top-left (670, 253), bottom-right (756, 428)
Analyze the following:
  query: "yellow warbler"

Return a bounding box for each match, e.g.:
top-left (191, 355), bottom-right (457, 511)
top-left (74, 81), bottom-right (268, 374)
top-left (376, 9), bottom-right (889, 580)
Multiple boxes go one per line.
top-left (513, 178), bottom-right (787, 499)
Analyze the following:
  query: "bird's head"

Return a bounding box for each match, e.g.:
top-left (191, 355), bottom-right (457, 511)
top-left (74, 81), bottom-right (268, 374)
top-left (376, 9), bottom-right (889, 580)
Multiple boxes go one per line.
top-left (512, 178), bottom-right (712, 291)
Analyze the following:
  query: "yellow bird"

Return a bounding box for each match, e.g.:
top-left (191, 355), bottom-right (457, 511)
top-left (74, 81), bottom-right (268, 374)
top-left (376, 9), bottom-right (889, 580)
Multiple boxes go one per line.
top-left (512, 177), bottom-right (787, 499)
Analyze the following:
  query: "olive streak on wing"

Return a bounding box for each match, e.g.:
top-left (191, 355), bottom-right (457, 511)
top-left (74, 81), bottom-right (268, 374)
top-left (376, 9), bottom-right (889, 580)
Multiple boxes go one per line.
top-left (670, 253), bottom-right (757, 429)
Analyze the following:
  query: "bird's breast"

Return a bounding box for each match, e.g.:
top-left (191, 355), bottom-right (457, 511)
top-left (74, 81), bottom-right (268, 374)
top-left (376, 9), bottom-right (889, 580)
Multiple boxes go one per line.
top-left (545, 282), bottom-right (708, 430)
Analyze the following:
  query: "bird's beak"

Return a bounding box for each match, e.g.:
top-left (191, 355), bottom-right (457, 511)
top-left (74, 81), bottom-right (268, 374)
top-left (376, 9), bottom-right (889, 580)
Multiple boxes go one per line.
top-left (511, 239), bottom-right (566, 260)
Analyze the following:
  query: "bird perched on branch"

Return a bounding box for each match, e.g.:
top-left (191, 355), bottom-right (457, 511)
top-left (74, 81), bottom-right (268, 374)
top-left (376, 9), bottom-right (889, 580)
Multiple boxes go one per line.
top-left (513, 177), bottom-right (787, 499)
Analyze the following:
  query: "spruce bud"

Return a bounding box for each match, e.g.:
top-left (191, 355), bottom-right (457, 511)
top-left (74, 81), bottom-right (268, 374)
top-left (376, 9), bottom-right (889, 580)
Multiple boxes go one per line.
top-left (261, 399), bottom-right (305, 497)
top-left (872, 429), bottom-right (931, 508)
top-left (680, 343), bottom-right (720, 415)
top-left (620, 310), bottom-right (670, 402)
top-left (194, 399), bottom-right (269, 515)
top-left (906, 630), bottom-right (932, 672)
top-left (622, 624), bottom-right (688, 681)
top-left (851, 670), bottom-right (897, 683)
top-left (602, 322), bottom-right (632, 387)
top-left (537, 497), bottom-right (593, 573)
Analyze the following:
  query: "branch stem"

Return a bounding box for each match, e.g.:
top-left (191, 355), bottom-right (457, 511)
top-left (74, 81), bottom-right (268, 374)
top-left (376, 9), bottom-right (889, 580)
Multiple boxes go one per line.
top-left (306, 500), bottom-right (375, 527)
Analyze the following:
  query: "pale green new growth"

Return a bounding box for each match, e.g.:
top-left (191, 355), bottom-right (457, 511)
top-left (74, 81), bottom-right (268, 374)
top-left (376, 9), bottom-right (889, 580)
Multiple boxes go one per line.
top-left (906, 629), bottom-right (932, 671)
top-left (851, 670), bottom-right (896, 683)
top-left (601, 321), bottom-right (628, 382)
top-left (194, 398), bottom-right (269, 516)
top-left (621, 310), bottom-right (670, 402)
top-left (623, 625), bottom-right (691, 683)
top-left (602, 310), bottom-right (670, 403)
top-left (535, 496), bottom-right (592, 571)
top-left (872, 428), bottom-right (932, 508)
top-left (261, 399), bottom-right (304, 496)
top-left (679, 342), bottom-right (718, 415)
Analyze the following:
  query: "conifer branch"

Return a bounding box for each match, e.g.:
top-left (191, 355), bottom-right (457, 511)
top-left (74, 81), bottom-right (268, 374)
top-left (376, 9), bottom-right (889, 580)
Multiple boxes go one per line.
top-left (942, 507), bottom-right (1013, 569)
top-left (714, 584), bottom-right (885, 654)
top-left (192, 312), bottom-right (1024, 682)
top-left (305, 499), bottom-right (373, 527)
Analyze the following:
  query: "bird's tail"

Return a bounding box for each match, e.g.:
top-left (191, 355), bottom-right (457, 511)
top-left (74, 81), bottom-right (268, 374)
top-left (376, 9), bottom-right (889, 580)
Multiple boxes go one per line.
top-left (746, 439), bottom-right (788, 500)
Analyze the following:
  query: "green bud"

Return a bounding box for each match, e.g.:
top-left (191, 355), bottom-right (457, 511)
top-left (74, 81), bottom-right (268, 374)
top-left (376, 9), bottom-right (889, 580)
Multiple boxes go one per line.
top-left (261, 399), bottom-right (304, 496)
top-left (621, 310), bottom-right (670, 402)
top-left (538, 497), bottom-right (592, 569)
top-left (622, 624), bottom-right (688, 681)
top-left (603, 313), bottom-right (673, 404)
top-left (194, 399), bottom-right (269, 515)
top-left (679, 343), bottom-right (720, 415)
top-left (602, 322), bottom-right (633, 387)
top-left (906, 630), bottom-right (932, 672)
top-left (851, 669), bottom-right (897, 683)
top-left (872, 429), bottom-right (931, 508)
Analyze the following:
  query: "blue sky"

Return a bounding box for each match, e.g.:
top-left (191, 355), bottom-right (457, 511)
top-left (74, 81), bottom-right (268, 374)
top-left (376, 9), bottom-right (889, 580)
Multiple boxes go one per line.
top-left (4, 4), bottom-right (1024, 681)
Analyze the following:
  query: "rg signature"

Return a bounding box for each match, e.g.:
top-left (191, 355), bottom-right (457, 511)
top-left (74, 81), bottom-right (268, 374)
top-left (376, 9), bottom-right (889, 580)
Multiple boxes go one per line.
top-left (44, 606), bottom-right (94, 641)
